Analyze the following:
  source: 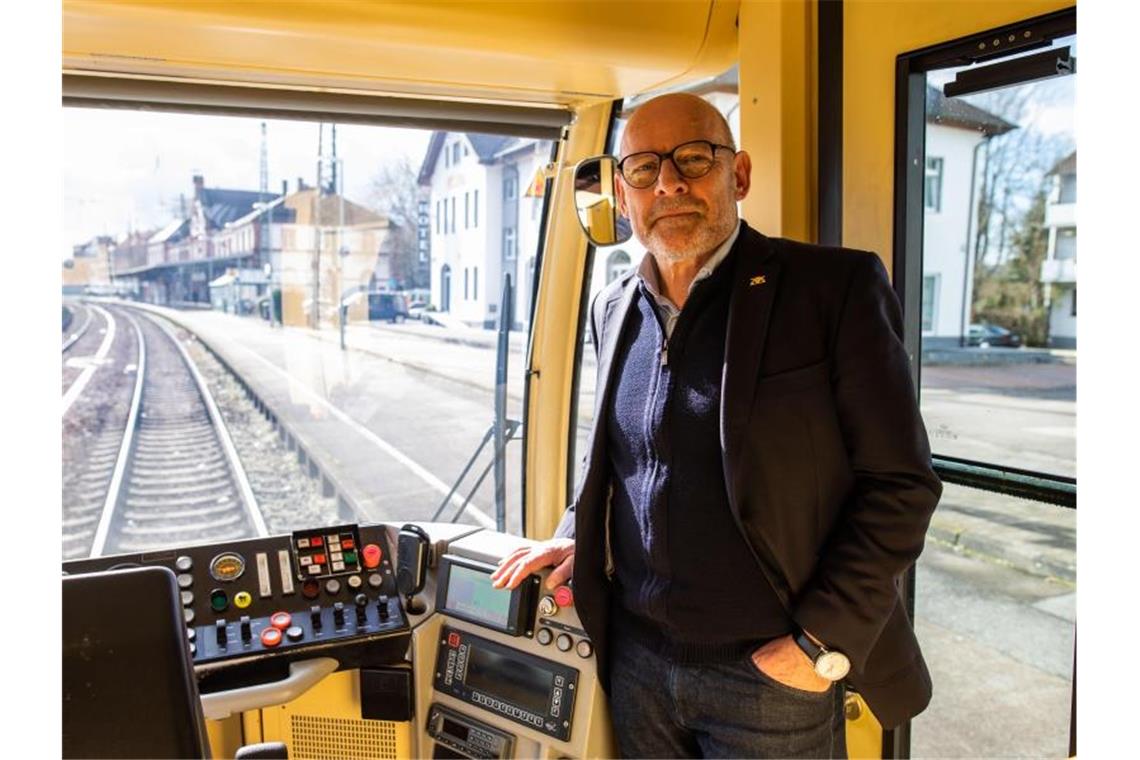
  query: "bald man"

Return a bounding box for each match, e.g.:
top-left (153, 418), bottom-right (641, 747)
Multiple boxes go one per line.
top-left (492, 94), bottom-right (941, 758)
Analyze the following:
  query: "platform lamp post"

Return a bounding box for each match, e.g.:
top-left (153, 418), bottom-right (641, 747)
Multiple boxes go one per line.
top-left (253, 200), bottom-right (278, 326)
top-left (338, 245), bottom-right (350, 350)
top-left (263, 262), bottom-right (275, 325)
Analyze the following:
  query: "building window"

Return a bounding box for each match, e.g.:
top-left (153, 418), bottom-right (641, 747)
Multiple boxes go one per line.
top-left (450, 197), bottom-right (456, 234)
top-left (444, 144), bottom-right (450, 168)
top-left (464, 267), bottom-right (469, 300)
top-left (465, 192), bottom-right (470, 229)
top-left (503, 228), bottom-right (516, 261)
top-left (921, 274), bottom-right (938, 332)
top-left (924, 157), bottom-right (943, 213)
top-left (473, 267), bottom-right (479, 301)
top-left (504, 174), bottom-right (517, 201)
top-left (1055, 228), bottom-right (1076, 260)
top-left (435, 200), bottom-right (441, 234)
top-left (1071, 288), bottom-right (1076, 317)
top-left (473, 189), bottom-right (479, 227)
top-left (1059, 172), bottom-right (1076, 204)
top-left (453, 142), bottom-right (461, 165)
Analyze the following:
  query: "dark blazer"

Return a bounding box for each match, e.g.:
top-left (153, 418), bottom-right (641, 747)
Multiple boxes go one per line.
top-left (555, 222), bottom-right (942, 729)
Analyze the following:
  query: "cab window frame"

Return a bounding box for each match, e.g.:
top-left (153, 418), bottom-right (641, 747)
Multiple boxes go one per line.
top-left (62, 79), bottom-right (569, 537)
top-left (892, 7), bottom-right (1077, 757)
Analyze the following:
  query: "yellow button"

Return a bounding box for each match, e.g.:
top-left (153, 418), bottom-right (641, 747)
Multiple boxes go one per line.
top-left (234, 591), bottom-right (253, 609)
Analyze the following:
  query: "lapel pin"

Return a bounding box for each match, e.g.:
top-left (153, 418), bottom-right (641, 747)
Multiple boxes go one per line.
top-left (750, 275), bottom-right (767, 286)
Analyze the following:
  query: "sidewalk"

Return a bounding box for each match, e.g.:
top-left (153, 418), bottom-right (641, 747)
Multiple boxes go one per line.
top-left (926, 483), bottom-right (1075, 584)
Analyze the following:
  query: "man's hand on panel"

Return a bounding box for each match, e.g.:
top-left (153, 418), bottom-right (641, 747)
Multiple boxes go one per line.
top-left (490, 538), bottom-right (575, 590)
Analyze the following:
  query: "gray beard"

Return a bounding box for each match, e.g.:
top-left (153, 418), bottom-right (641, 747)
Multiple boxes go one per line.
top-left (646, 215), bottom-right (737, 262)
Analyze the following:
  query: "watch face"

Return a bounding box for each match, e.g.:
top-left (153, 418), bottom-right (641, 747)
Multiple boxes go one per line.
top-left (816, 651), bottom-right (851, 681)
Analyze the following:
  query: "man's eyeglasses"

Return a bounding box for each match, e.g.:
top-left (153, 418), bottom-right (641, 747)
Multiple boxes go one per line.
top-left (617, 140), bottom-right (735, 189)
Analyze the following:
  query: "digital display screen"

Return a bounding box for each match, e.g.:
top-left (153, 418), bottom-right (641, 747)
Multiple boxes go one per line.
top-left (465, 646), bottom-right (553, 716)
top-left (441, 718), bottom-right (469, 743)
top-left (444, 563), bottom-right (512, 629)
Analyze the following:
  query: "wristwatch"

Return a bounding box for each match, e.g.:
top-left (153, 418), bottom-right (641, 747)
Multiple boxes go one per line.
top-left (793, 629), bottom-right (851, 681)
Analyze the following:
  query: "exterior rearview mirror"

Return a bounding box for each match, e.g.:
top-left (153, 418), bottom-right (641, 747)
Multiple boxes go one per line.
top-left (573, 156), bottom-right (632, 247)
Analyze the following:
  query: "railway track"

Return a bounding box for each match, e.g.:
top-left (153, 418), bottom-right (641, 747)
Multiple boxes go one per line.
top-left (63, 305), bottom-right (267, 557)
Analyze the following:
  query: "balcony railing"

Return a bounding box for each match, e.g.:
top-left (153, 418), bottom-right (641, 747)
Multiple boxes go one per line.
top-left (1041, 258), bottom-right (1077, 284)
top-left (1045, 201), bottom-right (1075, 228)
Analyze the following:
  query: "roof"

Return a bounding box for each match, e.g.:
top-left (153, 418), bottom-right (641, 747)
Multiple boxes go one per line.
top-left (226, 195), bottom-right (296, 228)
top-left (198, 187), bottom-right (275, 230)
top-left (149, 218), bottom-right (189, 244)
top-left (1048, 150), bottom-right (1076, 176)
top-left (926, 85), bottom-right (1018, 136)
top-left (416, 131), bottom-right (538, 184)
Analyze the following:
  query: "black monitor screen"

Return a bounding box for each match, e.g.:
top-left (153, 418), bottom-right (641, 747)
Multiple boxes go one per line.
top-left (464, 646), bottom-right (552, 715)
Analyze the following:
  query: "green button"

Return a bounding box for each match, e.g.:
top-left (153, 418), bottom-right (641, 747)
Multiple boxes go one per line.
top-left (344, 551), bottom-right (357, 564)
top-left (210, 589), bottom-right (229, 612)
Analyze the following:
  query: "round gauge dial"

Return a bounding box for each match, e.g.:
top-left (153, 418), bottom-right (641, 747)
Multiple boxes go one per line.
top-left (209, 552), bottom-right (246, 582)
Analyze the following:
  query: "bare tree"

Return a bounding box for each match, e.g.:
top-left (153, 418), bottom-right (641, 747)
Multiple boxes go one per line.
top-left (368, 156), bottom-right (427, 289)
top-left (969, 83), bottom-right (1072, 281)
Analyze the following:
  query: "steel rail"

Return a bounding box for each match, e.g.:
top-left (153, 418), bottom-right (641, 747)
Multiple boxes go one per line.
top-left (145, 311), bottom-right (268, 537)
top-left (88, 308), bottom-right (146, 558)
top-left (62, 303), bottom-right (117, 416)
top-left (62, 301), bottom-right (94, 353)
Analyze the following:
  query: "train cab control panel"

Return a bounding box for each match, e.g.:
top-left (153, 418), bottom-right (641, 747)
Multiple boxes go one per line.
top-left (411, 529), bottom-right (612, 759)
top-left (62, 522), bottom-right (410, 691)
top-left (62, 523), bottom-right (615, 758)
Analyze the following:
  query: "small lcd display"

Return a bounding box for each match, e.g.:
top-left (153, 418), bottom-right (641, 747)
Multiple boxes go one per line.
top-left (444, 563), bottom-right (512, 629)
top-left (465, 646), bottom-right (553, 716)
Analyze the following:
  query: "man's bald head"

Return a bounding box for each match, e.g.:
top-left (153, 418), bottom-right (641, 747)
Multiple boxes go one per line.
top-left (620, 93), bottom-right (735, 157)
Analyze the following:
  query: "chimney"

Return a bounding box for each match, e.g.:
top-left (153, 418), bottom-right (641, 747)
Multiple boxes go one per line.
top-left (297, 176), bottom-right (307, 192)
top-left (281, 179), bottom-right (288, 196)
top-left (192, 174), bottom-right (205, 200)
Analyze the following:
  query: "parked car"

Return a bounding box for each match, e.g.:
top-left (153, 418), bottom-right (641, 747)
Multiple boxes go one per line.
top-left (407, 301), bottom-right (429, 321)
top-left (367, 291), bottom-right (410, 323)
top-left (967, 323), bottom-right (1022, 348)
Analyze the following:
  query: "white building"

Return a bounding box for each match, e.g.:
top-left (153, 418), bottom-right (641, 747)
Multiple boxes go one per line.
top-left (418, 133), bottom-right (553, 329)
top-left (1041, 151), bottom-right (1076, 348)
top-left (921, 86), bottom-right (1016, 348)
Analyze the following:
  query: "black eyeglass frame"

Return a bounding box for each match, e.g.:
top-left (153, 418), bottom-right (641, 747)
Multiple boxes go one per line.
top-left (616, 139), bottom-right (737, 188)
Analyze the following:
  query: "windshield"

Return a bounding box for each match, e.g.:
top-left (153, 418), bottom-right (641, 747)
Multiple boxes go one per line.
top-left (63, 108), bottom-right (551, 558)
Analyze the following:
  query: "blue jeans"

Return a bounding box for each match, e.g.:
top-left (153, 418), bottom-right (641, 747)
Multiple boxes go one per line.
top-left (609, 633), bottom-right (847, 758)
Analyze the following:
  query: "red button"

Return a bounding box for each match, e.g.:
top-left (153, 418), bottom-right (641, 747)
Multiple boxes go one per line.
top-left (312, 537), bottom-right (323, 547)
top-left (448, 632), bottom-right (461, 648)
top-left (270, 612), bottom-right (292, 630)
top-left (554, 585), bottom-right (574, 607)
top-left (302, 579), bottom-right (320, 599)
top-left (342, 539), bottom-right (355, 550)
top-left (362, 544), bottom-right (382, 569)
top-left (314, 554), bottom-right (326, 565)
top-left (260, 627), bottom-right (283, 647)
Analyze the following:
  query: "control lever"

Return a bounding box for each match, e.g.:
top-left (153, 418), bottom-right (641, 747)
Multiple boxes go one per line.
top-left (396, 524), bottom-right (430, 614)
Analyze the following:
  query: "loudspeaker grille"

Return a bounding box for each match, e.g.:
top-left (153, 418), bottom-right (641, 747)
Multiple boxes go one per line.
top-left (290, 714), bottom-right (399, 760)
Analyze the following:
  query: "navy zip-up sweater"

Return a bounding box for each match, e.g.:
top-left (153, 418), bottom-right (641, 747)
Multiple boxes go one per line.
top-left (606, 247), bottom-right (791, 662)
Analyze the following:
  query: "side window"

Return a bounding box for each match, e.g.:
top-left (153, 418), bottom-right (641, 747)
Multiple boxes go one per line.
top-left (901, 18), bottom-right (1076, 758)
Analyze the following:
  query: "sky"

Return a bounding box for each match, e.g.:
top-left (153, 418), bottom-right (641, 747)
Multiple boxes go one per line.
top-left (63, 108), bottom-right (432, 253)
